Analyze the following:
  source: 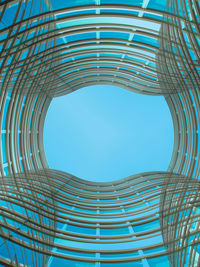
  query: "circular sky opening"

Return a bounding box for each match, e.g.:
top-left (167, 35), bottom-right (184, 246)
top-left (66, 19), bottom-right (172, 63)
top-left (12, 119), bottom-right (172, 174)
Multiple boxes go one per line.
top-left (44, 85), bottom-right (174, 182)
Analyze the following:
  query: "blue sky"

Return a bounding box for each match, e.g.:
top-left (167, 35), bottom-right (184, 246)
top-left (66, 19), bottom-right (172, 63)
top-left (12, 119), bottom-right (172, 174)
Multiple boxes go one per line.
top-left (44, 85), bottom-right (174, 182)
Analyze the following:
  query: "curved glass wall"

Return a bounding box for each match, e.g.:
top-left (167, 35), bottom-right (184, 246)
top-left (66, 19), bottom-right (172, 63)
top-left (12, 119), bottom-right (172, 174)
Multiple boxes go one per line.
top-left (0, 0), bottom-right (199, 266)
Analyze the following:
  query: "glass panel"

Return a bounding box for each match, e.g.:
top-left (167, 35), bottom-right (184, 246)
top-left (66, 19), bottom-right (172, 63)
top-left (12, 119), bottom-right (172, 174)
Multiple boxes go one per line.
top-left (1, 134), bottom-right (6, 164)
top-left (67, 224), bottom-right (96, 235)
top-left (101, 261), bottom-right (143, 267)
top-left (133, 220), bottom-right (160, 232)
top-left (101, 0), bottom-right (143, 6)
top-left (101, 251), bottom-right (139, 259)
top-left (51, 0), bottom-right (96, 9)
top-left (49, 258), bottom-right (95, 267)
top-left (66, 33), bottom-right (96, 43)
top-left (100, 227), bottom-right (129, 236)
top-left (147, 255), bottom-right (170, 266)
top-left (2, 98), bottom-right (9, 130)
top-left (100, 32), bottom-right (129, 40)
top-left (147, 0), bottom-right (167, 11)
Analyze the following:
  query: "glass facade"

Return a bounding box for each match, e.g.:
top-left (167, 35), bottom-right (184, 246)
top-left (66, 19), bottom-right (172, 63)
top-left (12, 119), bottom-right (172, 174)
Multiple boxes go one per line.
top-left (0, 0), bottom-right (199, 266)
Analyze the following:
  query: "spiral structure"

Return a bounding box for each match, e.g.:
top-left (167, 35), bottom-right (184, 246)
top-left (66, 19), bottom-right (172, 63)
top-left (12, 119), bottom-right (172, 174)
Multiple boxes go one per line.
top-left (0, 0), bottom-right (200, 266)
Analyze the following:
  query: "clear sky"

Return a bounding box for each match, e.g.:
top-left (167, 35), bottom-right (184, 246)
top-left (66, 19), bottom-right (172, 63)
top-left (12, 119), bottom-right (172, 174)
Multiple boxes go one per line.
top-left (44, 85), bottom-right (174, 182)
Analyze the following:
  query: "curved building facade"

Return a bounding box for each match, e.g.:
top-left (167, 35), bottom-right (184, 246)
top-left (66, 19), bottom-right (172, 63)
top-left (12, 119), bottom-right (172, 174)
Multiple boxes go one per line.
top-left (0, 0), bottom-right (199, 266)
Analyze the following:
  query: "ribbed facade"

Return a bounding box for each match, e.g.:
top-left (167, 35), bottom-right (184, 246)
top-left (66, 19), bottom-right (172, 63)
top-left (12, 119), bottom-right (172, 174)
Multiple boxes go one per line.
top-left (0, 0), bottom-right (199, 266)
